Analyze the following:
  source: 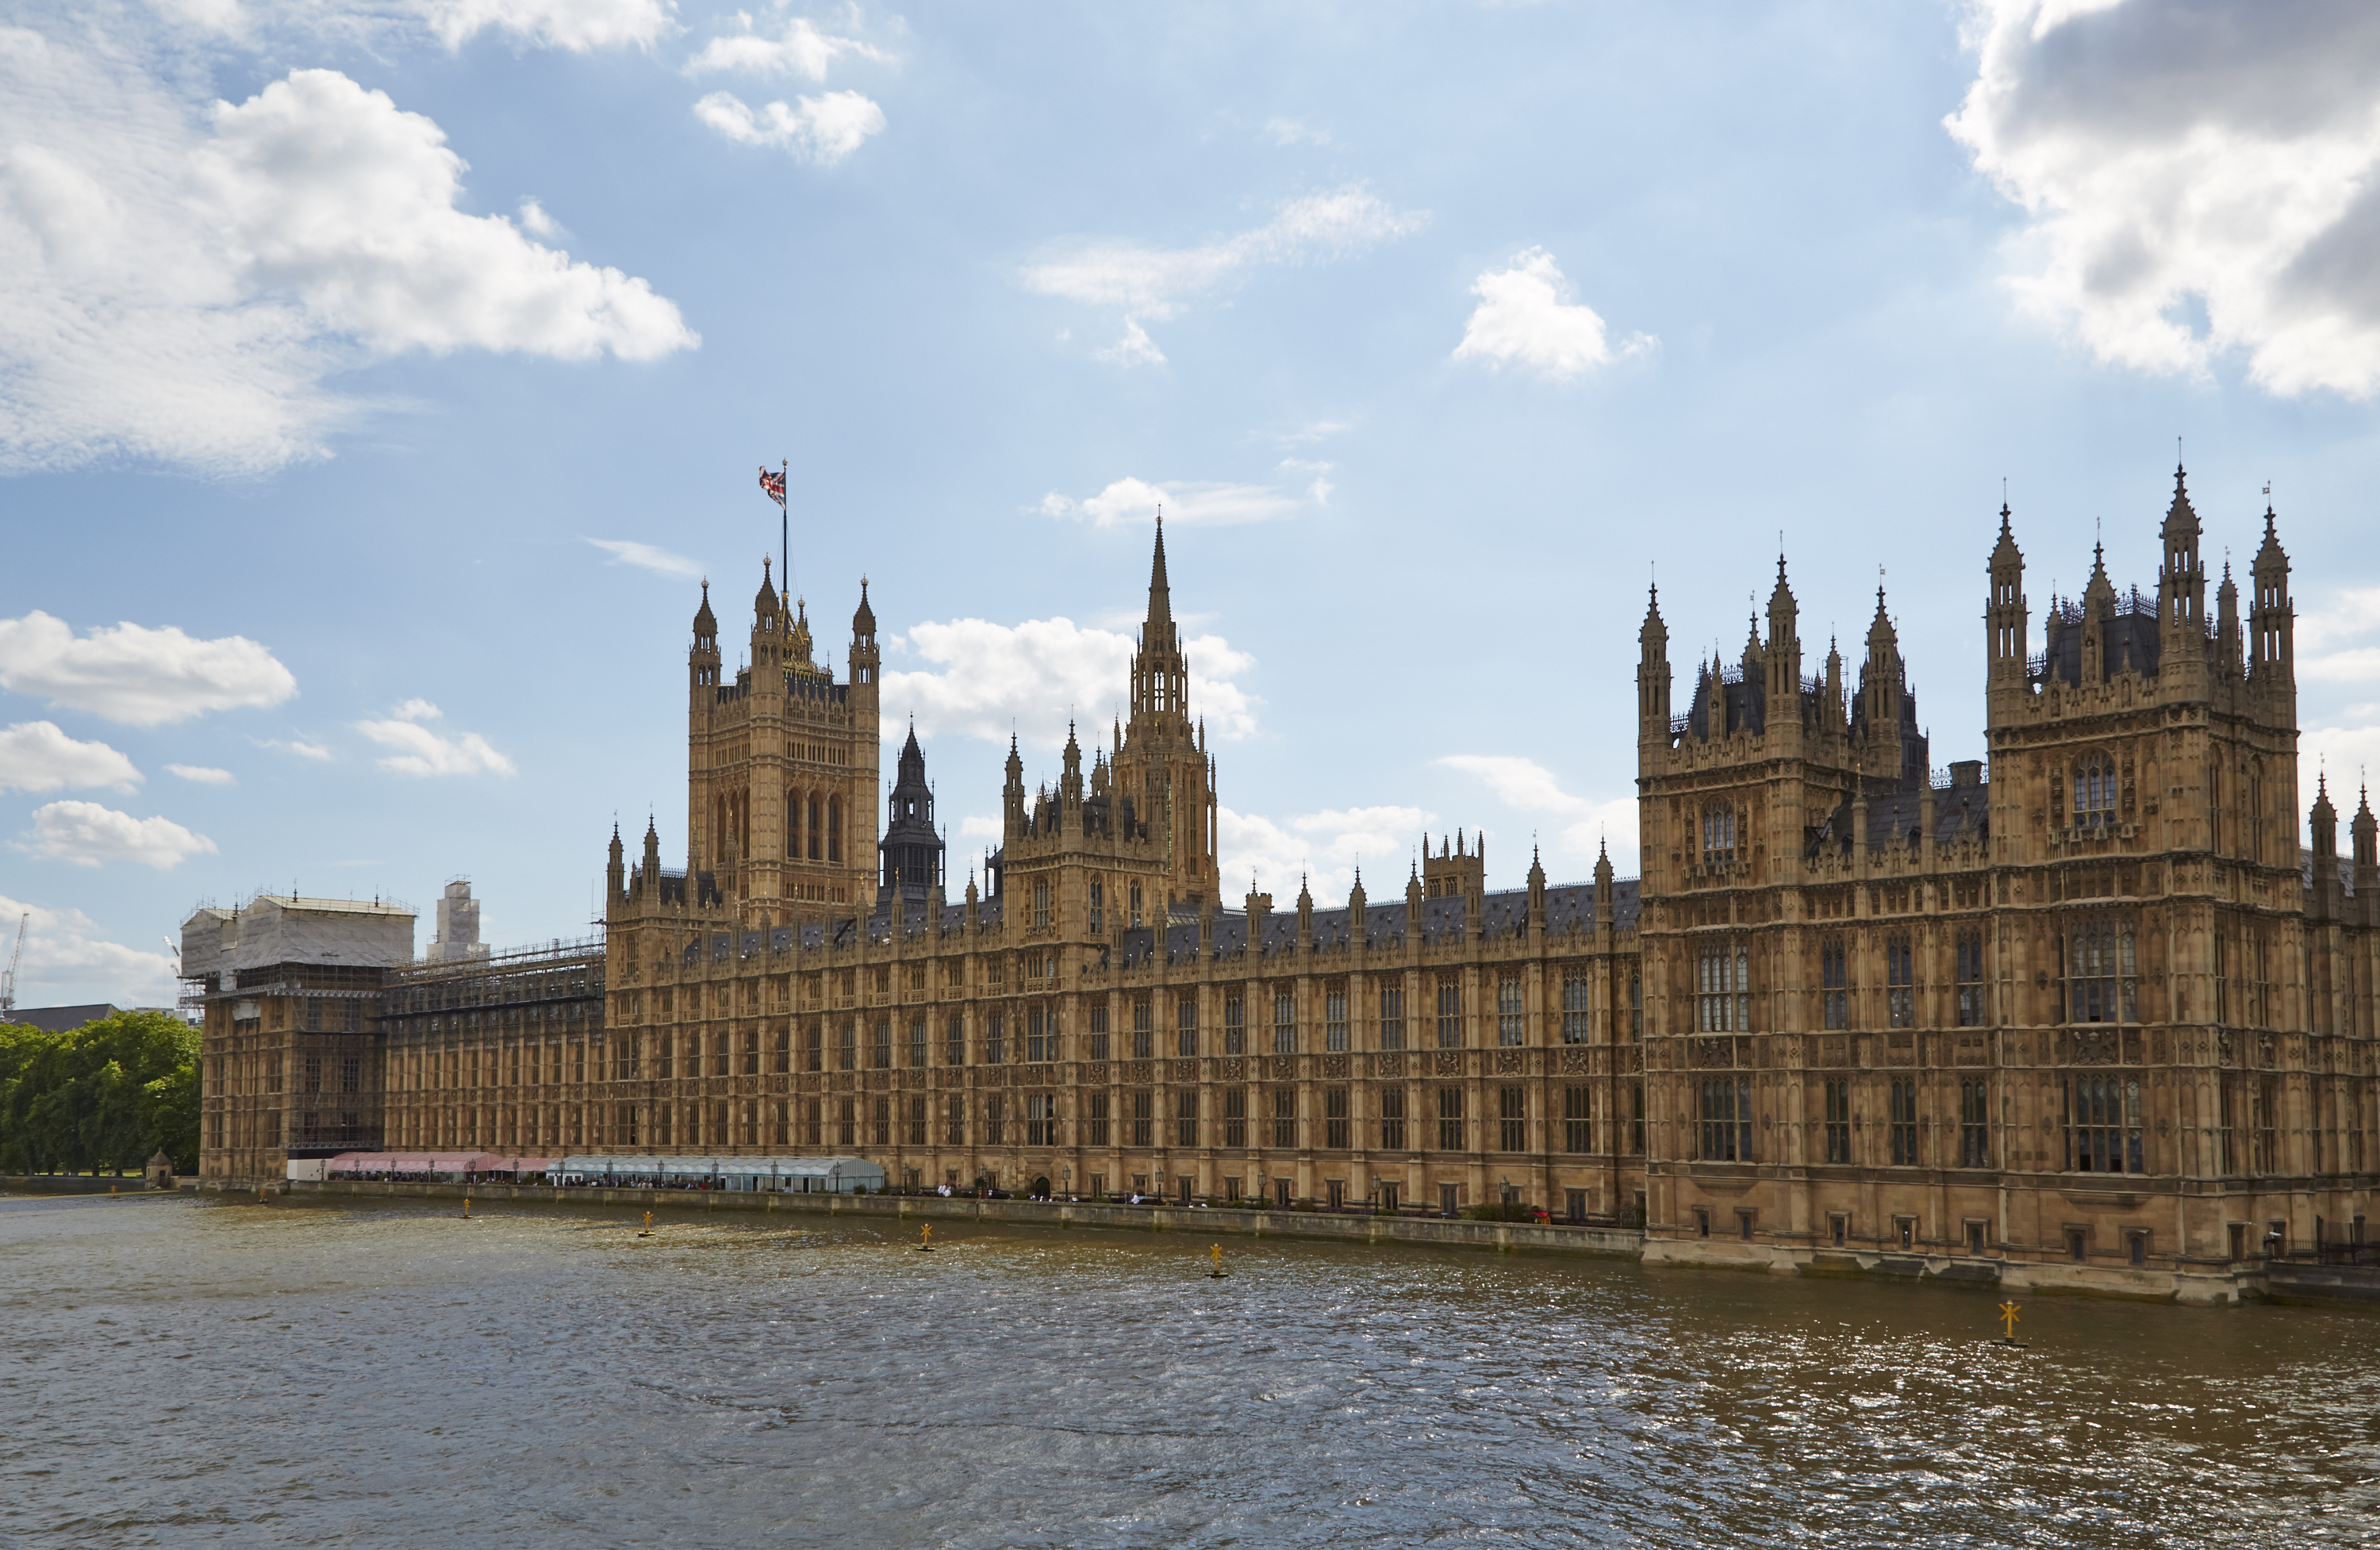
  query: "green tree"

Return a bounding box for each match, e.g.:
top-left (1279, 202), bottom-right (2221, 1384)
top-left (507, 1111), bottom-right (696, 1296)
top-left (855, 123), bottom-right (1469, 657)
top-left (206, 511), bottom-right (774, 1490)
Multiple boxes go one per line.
top-left (0, 1011), bottom-right (199, 1175)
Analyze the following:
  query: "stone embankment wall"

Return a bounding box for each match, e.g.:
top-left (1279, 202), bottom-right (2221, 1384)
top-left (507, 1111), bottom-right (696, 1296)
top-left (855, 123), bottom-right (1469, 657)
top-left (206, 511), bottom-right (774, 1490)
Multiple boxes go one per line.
top-left (288, 1178), bottom-right (1647, 1259)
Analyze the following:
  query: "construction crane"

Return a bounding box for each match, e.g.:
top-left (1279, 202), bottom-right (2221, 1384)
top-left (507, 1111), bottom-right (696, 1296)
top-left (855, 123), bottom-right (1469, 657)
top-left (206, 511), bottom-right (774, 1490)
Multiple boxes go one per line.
top-left (0, 912), bottom-right (25, 1021)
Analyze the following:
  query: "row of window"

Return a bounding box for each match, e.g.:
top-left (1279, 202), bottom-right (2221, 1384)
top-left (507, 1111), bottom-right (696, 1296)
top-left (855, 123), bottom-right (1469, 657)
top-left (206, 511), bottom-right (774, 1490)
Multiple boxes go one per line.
top-left (368, 1084), bottom-right (1652, 1157)
top-left (1706, 1076), bottom-right (2125, 1172)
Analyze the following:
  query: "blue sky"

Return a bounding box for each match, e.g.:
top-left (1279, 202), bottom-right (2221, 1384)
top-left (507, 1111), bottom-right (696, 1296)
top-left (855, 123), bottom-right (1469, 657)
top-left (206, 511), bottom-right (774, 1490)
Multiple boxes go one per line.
top-left (7, 0), bottom-right (2380, 1007)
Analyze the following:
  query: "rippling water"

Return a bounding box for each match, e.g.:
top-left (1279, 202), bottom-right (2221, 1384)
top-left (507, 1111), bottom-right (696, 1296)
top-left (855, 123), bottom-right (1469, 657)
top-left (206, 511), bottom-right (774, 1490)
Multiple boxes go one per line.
top-left (5, 1191), bottom-right (2378, 1548)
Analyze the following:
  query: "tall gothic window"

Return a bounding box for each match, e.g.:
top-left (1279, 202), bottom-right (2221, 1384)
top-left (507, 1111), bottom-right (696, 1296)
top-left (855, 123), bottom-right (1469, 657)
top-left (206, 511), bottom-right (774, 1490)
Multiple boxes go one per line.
top-left (1960, 1078), bottom-right (1990, 1167)
top-left (1324, 988), bottom-right (1348, 1053)
top-left (2069, 919), bottom-right (2138, 1023)
top-left (946, 1013), bottom-right (965, 1067)
top-left (1177, 995), bottom-right (1199, 1057)
top-left (1274, 1088), bottom-right (1299, 1149)
top-left (2074, 756), bottom-right (2117, 831)
top-left (1088, 879), bottom-right (1104, 934)
top-left (1033, 882), bottom-right (1050, 930)
top-left (1175, 1090), bottom-right (1198, 1147)
top-left (1436, 980), bottom-right (1461, 1047)
top-left (1379, 985), bottom-right (1405, 1051)
top-left (1379, 1087), bottom-right (1406, 1151)
top-left (1027, 1005), bottom-right (1051, 1063)
top-left (1824, 1079), bottom-right (1851, 1163)
top-left (1702, 807), bottom-right (1738, 867)
top-left (1436, 1086), bottom-right (1464, 1151)
top-left (1497, 978), bottom-right (1525, 1046)
top-left (1273, 991), bottom-right (1296, 1053)
top-left (1886, 935), bottom-right (1915, 1028)
top-left (1223, 994), bottom-right (1244, 1055)
top-left (1887, 1078), bottom-right (1918, 1165)
top-left (1955, 930), bottom-right (1986, 1027)
top-left (1695, 942), bottom-right (1750, 1032)
top-left (1699, 1076), bottom-right (1751, 1161)
top-left (2066, 1076), bottom-right (2142, 1173)
top-left (1821, 937), bottom-right (1849, 1030)
top-left (827, 797), bottom-right (843, 861)
top-left (1563, 1087), bottom-right (1591, 1153)
top-left (1132, 998), bottom-right (1152, 1060)
top-left (1560, 976), bottom-right (1590, 1044)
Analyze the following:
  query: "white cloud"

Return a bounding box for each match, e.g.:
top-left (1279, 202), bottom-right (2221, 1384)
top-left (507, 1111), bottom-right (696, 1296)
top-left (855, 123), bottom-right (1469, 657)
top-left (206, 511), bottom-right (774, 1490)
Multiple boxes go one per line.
top-left (1264, 117), bottom-right (1333, 148)
top-left (258, 735), bottom-right (335, 762)
top-left (1279, 457), bottom-right (1334, 505)
top-left (588, 536), bottom-right (705, 580)
top-left (516, 196), bottom-right (559, 237)
top-left (17, 800), bottom-right (217, 869)
top-left (167, 763), bottom-right (236, 785)
top-left (958, 814), bottom-right (1002, 841)
top-left (413, 0), bottom-right (674, 51)
top-left (685, 14), bottom-right (888, 78)
top-left (1218, 804), bottom-right (1430, 906)
top-left (0, 612), bottom-right (296, 727)
top-left (1275, 418), bottom-right (1349, 445)
top-left (0, 888), bottom-right (180, 1006)
top-left (1038, 474), bottom-right (1310, 528)
top-left (0, 44), bottom-right (697, 474)
top-left (1948, 2), bottom-right (2380, 397)
top-left (0, 722), bottom-right (142, 794)
top-left (1438, 753), bottom-right (1637, 875)
top-left (353, 699), bottom-right (516, 777)
top-left (1452, 247), bottom-right (1653, 381)
top-left (1093, 317), bottom-right (1166, 367)
top-left (881, 616), bottom-right (1257, 751)
top-left (1022, 183), bottom-right (1427, 363)
top-left (693, 89), bottom-right (885, 163)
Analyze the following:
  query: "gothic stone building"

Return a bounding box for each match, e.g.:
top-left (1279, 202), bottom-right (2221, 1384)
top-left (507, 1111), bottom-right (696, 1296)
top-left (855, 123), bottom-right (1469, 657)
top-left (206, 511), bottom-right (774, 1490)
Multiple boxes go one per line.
top-left (192, 474), bottom-right (2379, 1302)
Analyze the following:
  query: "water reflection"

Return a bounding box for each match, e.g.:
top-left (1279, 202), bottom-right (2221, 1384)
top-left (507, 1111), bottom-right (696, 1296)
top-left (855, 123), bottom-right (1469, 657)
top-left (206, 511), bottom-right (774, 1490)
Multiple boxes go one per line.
top-left (2, 1193), bottom-right (2375, 1548)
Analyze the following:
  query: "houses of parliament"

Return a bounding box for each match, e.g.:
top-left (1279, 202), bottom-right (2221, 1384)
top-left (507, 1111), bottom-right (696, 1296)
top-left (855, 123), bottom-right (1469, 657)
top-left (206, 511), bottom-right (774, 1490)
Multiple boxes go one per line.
top-left (188, 468), bottom-right (2380, 1300)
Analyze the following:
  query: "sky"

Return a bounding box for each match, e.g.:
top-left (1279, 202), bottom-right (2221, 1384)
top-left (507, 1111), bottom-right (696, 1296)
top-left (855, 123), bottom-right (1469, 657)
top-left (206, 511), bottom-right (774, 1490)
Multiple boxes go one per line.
top-left (7, 0), bottom-right (2380, 1008)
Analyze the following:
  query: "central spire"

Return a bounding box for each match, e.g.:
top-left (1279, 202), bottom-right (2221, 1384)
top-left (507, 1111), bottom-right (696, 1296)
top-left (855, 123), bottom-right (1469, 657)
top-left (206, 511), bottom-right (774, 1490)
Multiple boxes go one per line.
top-left (1146, 512), bottom-right (1173, 632)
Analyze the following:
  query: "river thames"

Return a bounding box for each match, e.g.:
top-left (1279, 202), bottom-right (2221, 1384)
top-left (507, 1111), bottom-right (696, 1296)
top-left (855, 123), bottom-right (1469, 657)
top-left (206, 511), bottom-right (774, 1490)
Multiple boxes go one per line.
top-left (4, 1192), bottom-right (2377, 1548)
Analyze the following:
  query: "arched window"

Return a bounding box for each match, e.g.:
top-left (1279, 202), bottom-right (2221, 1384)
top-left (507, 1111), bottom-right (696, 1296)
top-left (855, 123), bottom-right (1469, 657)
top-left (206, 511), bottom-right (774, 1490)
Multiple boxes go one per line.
top-left (806, 793), bottom-right (821, 861)
top-left (827, 797), bottom-right (843, 862)
top-left (2075, 756), bottom-right (2117, 830)
top-left (1701, 807), bottom-right (1738, 867)
top-left (2068, 919), bottom-right (2137, 1023)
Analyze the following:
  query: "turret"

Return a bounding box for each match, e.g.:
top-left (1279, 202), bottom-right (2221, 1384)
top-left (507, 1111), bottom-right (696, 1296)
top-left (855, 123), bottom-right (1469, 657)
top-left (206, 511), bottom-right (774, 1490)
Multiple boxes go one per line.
top-left (1002, 735), bottom-right (1025, 838)
top-left (1593, 840), bottom-right (1615, 937)
top-left (2249, 501), bottom-right (2294, 708)
top-left (750, 558), bottom-right (785, 691)
top-left (1765, 554), bottom-right (1801, 739)
top-left (1637, 583), bottom-right (1671, 748)
top-left (1853, 586), bottom-right (1906, 785)
top-left (1405, 861), bottom-right (1424, 941)
top-left (607, 822), bottom-right (626, 907)
top-left (690, 581), bottom-right (720, 694)
top-left (1296, 873), bottom-right (1315, 953)
top-left (1526, 845), bottom-right (1546, 938)
top-left (2310, 774), bottom-right (2343, 918)
top-left (2159, 463), bottom-right (2207, 649)
top-left (2217, 562), bottom-right (2242, 677)
top-left (1061, 721), bottom-right (1084, 810)
top-left (2353, 785), bottom-right (2379, 906)
top-left (1986, 501), bottom-right (2028, 693)
top-left (2079, 541), bottom-right (2114, 687)
top-left (1347, 869), bottom-right (1367, 957)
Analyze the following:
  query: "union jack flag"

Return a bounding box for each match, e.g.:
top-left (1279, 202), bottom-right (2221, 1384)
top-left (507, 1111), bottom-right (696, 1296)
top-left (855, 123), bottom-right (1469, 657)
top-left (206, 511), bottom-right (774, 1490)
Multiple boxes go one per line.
top-left (758, 466), bottom-right (787, 507)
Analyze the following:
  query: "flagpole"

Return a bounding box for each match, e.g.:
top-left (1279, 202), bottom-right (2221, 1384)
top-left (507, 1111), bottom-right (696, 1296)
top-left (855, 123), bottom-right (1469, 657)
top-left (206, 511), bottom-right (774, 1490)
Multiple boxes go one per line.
top-left (781, 457), bottom-right (789, 601)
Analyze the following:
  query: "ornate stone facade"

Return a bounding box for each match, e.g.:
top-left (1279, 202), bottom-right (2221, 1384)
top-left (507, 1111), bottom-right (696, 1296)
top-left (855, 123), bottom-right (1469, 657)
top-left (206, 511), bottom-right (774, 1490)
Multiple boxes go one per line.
top-left (193, 473), bottom-right (2380, 1299)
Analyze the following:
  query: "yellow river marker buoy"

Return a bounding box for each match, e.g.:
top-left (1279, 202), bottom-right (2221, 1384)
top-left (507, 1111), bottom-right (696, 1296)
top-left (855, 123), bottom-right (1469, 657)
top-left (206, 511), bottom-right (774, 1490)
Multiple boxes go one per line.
top-left (1998, 1299), bottom-right (2026, 1348)
top-left (463, 1195), bottom-right (472, 1220)
top-left (1208, 1244), bottom-right (1228, 1279)
top-left (919, 1222), bottom-right (935, 1252)
top-left (638, 1210), bottom-right (654, 1238)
